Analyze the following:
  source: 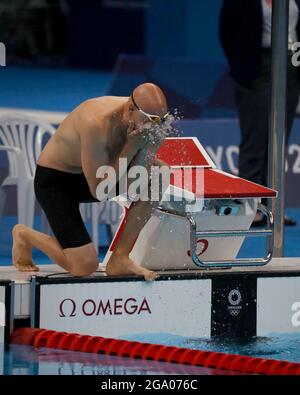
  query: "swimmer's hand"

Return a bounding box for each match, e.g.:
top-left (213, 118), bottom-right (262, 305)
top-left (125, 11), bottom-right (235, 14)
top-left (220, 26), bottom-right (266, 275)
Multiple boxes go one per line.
top-left (141, 121), bottom-right (167, 147)
top-left (127, 128), bottom-right (149, 149)
top-left (127, 126), bottom-right (166, 149)
top-left (147, 129), bottom-right (166, 148)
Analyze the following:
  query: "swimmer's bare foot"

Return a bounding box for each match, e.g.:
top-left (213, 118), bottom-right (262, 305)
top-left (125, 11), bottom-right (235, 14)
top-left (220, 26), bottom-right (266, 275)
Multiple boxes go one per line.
top-left (12, 224), bottom-right (39, 272)
top-left (106, 252), bottom-right (158, 282)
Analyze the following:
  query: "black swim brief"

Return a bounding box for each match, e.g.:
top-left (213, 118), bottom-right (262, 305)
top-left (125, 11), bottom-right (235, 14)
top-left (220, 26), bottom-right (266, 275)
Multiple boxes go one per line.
top-left (34, 165), bottom-right (119, 249)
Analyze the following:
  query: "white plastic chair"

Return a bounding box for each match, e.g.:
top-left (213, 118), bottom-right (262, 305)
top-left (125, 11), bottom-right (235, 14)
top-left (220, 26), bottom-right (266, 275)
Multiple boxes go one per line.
top-left (0, 113), bottom-right (56, 229)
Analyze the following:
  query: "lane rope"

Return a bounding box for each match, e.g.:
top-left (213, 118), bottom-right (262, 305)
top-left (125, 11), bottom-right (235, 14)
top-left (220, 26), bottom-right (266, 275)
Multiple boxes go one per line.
top-left (11, 327), bottom-right (300, 375)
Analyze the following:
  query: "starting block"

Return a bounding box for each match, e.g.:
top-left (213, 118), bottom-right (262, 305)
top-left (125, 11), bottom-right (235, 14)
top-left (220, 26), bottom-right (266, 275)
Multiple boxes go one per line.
top-left (103, 137), bottom-right (277, 270)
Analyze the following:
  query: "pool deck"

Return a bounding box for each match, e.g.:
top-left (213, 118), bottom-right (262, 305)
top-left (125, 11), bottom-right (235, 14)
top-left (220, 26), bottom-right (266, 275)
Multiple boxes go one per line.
top-left (1, 257), bottom-right (300, 319)
top-left (1, 257), bottom-right (300, 283)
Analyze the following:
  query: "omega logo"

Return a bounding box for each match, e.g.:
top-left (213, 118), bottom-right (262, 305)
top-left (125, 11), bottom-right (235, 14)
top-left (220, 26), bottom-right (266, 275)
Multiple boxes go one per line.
top-left (59, 297), bottom-right (152, 318)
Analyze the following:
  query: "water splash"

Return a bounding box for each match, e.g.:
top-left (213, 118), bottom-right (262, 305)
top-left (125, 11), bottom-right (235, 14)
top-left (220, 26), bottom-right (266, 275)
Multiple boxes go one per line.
top-left (140, 110), bottom-right (182, 145)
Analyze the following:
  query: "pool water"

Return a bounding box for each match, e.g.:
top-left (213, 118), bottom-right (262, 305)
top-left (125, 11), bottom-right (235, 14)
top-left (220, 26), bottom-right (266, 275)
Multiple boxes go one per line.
top-left (1, 344), bottom-right (228, 376)
top-left (121, 333), bottom-right (300, 363)
top-left (1, 333), bottom-right (299, 375)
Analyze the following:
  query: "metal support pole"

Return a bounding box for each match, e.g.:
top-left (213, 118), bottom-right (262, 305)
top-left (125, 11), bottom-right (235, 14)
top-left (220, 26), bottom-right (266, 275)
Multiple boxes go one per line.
top-left (268, 0), bottom-right (289, 257)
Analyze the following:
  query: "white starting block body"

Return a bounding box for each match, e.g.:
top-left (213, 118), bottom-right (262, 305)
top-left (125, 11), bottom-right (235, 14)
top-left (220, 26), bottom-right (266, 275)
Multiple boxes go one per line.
top-left (130, 197), bottom-right (257, 271)
top-left (103, 137), bottom-right (277, 270)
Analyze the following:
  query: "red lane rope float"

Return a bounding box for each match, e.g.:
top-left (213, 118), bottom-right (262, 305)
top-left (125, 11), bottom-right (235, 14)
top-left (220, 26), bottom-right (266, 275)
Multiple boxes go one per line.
top-left (11, 327), bottom-right (300, 375)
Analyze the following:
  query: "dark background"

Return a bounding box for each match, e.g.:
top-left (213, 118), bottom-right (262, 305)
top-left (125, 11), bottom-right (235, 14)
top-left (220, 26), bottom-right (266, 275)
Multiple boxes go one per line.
top-left (0, 0), bottom-right (225, 70)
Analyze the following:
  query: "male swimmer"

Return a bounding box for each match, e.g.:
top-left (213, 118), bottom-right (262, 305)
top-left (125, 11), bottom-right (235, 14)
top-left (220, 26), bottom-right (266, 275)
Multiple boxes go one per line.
top-left (12, 83), bottom-right (170, 281)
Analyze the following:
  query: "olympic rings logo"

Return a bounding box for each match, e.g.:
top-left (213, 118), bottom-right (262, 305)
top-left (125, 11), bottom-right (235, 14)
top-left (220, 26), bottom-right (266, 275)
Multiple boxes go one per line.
top-left (228, 289), bottom-right (242, 306)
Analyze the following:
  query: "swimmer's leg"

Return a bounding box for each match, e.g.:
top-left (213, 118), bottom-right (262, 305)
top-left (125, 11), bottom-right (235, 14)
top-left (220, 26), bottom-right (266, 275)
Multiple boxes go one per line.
top-left (12, 224), bottom-right (98, 276)
top-left (106, 158), bottom-right (168, 282)
top-left (106, 200), bottom-right (158, 281)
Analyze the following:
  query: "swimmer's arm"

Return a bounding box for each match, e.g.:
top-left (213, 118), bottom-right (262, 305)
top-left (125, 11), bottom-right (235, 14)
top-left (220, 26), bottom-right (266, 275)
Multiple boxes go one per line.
top-left (80, 125), bottom-right (111, 199)
top-left (132, 145), bottom-right (169, 203)
top-left (93, 137), bottom-right (143, 191)
top-left (133, 142), bottom-right (168, 173)
top-left (80, 124), bottom-right (142, 198)
top-left (112, 137), bottom-right (142, 171)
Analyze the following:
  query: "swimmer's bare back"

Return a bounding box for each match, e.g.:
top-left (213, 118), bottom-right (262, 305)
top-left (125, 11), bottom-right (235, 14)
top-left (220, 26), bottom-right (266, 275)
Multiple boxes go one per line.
top-left (37, 96), bottom-right (130, 178)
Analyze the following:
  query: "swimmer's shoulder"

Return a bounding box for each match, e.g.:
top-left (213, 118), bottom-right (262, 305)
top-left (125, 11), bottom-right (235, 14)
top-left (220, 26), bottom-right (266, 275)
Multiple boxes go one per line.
top-left (75, 96), bottom-right (125, 120)
top-left (76, 96), bottom-right (128, 133)
top-left (79, 96), bottom-right (128, 110)
top-left (64, 96), bottom-right (127, 148)
top-left (73, 106), bottom-right (108, 148)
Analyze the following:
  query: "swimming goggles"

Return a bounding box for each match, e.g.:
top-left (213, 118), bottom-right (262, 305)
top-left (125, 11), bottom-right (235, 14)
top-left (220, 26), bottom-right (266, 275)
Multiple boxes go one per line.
top-left (131, 93), bottom-right (169, 124)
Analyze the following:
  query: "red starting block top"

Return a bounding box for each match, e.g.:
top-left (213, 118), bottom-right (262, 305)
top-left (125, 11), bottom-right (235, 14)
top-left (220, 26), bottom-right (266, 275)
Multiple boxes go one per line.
top-left (156, 137), bottom-right (215, 168)
top-left (170, 168), bottom-right (277, 199)
top-left (156, 137), bottom-right (276, 199)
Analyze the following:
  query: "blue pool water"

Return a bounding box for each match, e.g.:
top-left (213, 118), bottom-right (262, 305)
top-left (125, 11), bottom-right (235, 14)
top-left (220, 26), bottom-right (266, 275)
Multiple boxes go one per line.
top-left (1, 333), bottom-right (299, 375)
top-left (1, 344), bottom-right (228, 376)
top-left (122, 333), bottom-right (300, 363)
